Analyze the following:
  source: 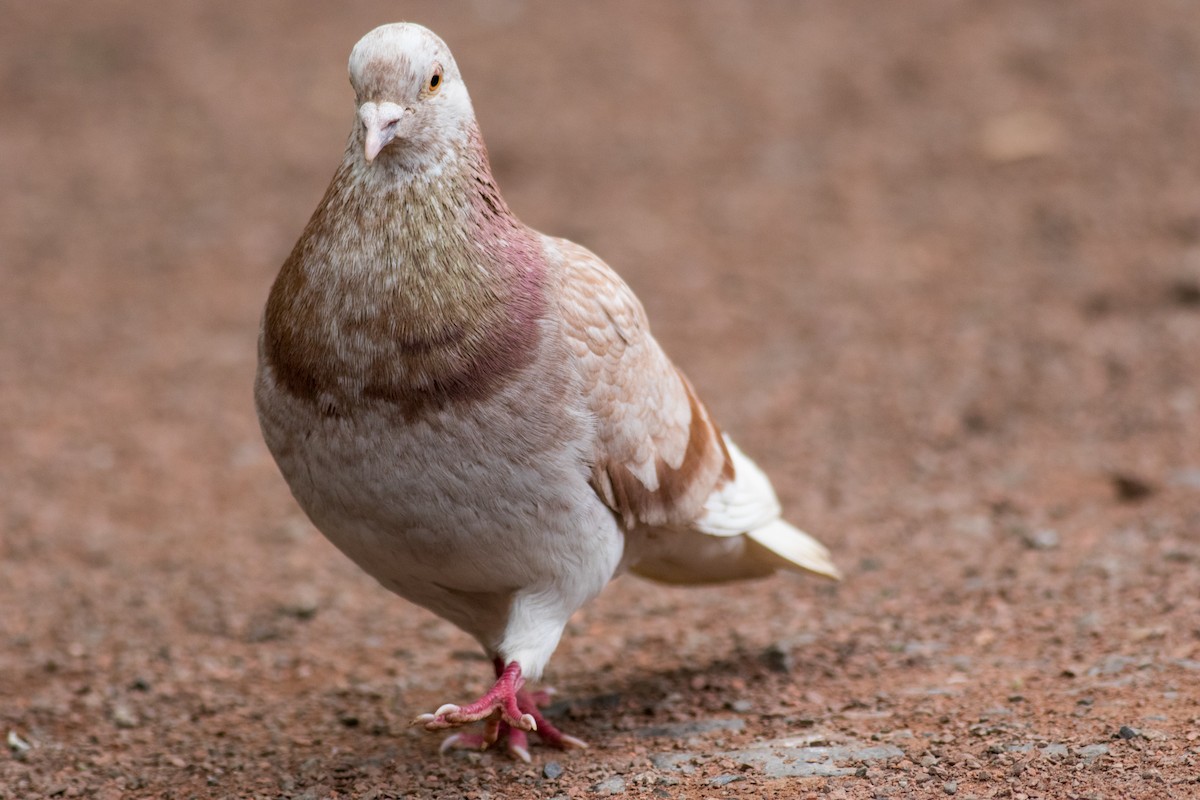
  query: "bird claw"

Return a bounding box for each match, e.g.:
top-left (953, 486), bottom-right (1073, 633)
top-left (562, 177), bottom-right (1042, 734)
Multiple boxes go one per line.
top-left (436, 734), bottom-right (463, 753)
top-left (418, 661), bottom-right (585, 759)
top-left (440, 728), bottom-right (532, 762)
top-left (413, 702), bottom-right (478, 730)
top-left (508, 741), bottom-right (532, 763)
top-left (440, 732), bottom-right (490, 754)
top-left (413, 703), bottom-right (528, 732)
top-left (557, 733), bottom-right (589, 750)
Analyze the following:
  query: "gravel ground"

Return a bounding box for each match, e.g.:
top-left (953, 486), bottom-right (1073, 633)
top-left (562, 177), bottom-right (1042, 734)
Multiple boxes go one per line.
top-left (3, 2), bottom-right (1200, 798)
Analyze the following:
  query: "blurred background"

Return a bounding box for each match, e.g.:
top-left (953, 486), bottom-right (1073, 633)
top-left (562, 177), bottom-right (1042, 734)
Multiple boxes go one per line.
top-left (2, 1), bottom-right (1198, 797)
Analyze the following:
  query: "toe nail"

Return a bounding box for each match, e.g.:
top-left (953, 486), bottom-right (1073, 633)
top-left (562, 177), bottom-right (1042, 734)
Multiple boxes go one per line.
top-left (433, 703), bottom-right (460, 717)
top-left (510, 744), bottom-right (532, 763)
top-left (438, 734), bottom-right (461, 754)
top-left (520, 713), bottom-right (537, 731)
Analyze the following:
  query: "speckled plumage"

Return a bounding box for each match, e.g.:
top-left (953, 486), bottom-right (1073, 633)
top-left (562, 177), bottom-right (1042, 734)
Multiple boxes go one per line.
top-left (255, 22), bottom-right (838, 759)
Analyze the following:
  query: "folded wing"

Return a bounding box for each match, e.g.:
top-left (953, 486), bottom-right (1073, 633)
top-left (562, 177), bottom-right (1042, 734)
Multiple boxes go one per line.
top-left (548, 236), bottom-right (839, 583)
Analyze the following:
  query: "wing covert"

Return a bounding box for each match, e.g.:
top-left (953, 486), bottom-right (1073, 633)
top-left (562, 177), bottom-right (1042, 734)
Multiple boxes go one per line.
top-left (546, 236), bottom-right (732, 530)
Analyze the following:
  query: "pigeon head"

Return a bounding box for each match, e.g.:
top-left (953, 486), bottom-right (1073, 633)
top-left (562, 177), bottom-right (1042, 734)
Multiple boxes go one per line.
top-left (348, 23), bottom-right (475, 165)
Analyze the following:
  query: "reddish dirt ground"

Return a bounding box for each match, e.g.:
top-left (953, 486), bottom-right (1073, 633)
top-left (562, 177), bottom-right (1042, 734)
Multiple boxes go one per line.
top-left (3, 2), bottom-right (1200, 798)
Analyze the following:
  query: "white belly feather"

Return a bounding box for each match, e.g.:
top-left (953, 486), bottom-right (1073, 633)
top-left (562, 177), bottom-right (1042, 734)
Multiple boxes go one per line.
top-left (255, 357), bottom-right (624, 678)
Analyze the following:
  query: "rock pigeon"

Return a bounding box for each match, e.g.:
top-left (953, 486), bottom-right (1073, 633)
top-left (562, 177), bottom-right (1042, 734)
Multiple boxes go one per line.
top-left (255, 22), bottom-right (839, 761)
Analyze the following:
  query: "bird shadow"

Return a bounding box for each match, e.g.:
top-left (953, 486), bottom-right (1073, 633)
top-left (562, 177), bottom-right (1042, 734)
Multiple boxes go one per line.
top-left (541, 640), bottom-right (836, 740)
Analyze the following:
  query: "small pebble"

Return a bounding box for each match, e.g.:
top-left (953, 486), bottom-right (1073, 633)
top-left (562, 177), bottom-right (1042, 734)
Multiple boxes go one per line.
top-left (762, 642), bottom-right (794, 673)
top-left (1022, 528), bottom-right (1060, 550)
top-left (944, 781), bottom-right (958, 795)
top-left (543, 761), bottom-right (564, 780)
top-left (1170, 279), bottom-right (1200, 306)
top-left (1117, 725), bottom-right (1139, 740)
top-left (1111, 473), bottom-right (1155, 503)
top-left (111, 704), bottom-right (138, 729)
top-left (591, 776), bottom-right (626, 795)
top-left (1076, 743), bottom-right (1109, 761)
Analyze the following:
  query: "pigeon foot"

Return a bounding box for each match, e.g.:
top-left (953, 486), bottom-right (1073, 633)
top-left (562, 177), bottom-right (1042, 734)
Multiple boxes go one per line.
top-left (418, 659), bottom-right (588, 759)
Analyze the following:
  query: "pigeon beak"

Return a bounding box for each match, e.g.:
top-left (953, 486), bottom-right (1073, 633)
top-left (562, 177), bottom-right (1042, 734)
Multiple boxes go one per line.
top-left (359, 101), bottom-right (411, 163)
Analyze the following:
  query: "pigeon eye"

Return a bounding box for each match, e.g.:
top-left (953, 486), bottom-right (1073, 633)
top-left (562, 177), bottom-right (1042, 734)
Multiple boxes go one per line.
top-left (427, 66), bottom-right (443, 95)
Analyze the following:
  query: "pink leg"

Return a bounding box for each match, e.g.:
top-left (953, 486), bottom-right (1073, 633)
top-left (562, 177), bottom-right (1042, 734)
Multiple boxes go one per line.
top-left (420, 659), bottom-right (588, 761)
top-left (514, 686), bottom-right (587, 751)
top-left (414, 661), bottom-right (534, 731)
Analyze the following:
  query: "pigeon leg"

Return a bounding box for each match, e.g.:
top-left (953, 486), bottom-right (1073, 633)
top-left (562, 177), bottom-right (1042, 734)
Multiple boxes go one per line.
top-left (414, 660), bottom-right (533, 731)
top-left (439, 722), bottom-right (533, 762)
top-left (428, 658), bottom-right (588, 758)
top-left (514, 685), bottom-right (588, 751)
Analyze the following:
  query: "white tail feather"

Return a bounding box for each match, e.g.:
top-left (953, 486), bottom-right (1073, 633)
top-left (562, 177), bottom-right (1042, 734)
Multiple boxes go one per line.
top-left (633, 435), bottom-right (840, 585)
top-left (693, 436), bottom-right (840, 580)
top-left (746, 519), bottom-right (841, 580)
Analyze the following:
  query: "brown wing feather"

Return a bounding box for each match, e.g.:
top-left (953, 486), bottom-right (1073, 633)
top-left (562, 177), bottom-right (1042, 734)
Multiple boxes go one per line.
top-left (547, 236), bottom-right (733, 529)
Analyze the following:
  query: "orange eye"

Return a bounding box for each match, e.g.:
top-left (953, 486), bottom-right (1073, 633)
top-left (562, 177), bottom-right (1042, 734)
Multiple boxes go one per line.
top-left (428, 66), bottom-right (443, 94)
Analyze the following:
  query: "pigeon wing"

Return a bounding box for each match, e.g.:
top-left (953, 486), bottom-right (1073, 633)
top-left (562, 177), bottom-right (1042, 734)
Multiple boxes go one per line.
top-left (547, 236), bottom-right (730, 530)
top-left (546, 236), bottom-right (839, 582)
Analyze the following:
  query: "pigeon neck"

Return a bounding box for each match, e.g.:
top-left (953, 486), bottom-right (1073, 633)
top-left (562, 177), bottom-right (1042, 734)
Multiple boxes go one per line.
top-left (263, 129), bottom-right (547, 414)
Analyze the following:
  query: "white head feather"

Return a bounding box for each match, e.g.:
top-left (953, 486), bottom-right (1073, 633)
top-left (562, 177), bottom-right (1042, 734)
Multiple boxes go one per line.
top-left (347, 23), bottom-right (477, 169)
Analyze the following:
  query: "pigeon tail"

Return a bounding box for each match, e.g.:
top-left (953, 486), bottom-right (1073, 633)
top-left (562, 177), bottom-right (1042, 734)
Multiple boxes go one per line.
top-left (746, 519), bottom-right (842, 580)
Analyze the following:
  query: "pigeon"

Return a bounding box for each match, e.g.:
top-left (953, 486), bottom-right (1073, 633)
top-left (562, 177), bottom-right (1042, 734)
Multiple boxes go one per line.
top-left (255, 22), bottom-right (839, 761)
